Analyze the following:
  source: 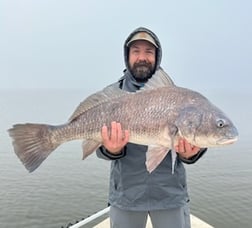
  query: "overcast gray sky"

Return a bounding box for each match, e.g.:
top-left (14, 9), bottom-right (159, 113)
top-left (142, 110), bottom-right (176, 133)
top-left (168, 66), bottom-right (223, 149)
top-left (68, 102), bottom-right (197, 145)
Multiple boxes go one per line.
top-left (1, 0), bottom-right (251, 91)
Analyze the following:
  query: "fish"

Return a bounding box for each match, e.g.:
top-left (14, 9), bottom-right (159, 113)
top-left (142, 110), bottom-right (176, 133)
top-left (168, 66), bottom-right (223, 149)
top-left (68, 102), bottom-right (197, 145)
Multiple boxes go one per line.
top-left (8, 70), bottom-right (238, 173)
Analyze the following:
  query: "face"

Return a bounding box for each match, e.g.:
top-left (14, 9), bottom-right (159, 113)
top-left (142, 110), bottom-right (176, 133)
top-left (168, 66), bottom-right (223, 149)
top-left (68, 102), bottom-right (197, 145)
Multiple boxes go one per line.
top-left (128, 40), bottom-right (156, 82)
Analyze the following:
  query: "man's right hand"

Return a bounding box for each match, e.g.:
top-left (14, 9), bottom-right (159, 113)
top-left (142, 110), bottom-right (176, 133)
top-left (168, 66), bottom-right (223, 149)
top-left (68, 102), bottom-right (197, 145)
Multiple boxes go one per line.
top-left (101, 121), bottom-right (130, 154)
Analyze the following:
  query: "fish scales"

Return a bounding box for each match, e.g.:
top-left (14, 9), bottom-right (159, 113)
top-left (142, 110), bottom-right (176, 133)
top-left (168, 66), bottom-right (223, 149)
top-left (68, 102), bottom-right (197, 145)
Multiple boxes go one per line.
top-left (59, 88), bottom-right (175, 145)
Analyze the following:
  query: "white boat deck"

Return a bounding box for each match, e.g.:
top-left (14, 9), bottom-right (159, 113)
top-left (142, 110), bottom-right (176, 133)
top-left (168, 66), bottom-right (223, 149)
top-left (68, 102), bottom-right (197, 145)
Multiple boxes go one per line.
top-left (94, 214), bottom-right (214, 228)
top-left (68, 207), bottom-right (214, 228)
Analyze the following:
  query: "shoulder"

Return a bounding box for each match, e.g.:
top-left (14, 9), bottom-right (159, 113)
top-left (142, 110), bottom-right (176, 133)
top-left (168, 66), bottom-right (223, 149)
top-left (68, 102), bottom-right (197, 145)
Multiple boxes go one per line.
top-left (105, 81), bottom-right (121, 89)
top-left (105, 75), bottom-right (126, 89)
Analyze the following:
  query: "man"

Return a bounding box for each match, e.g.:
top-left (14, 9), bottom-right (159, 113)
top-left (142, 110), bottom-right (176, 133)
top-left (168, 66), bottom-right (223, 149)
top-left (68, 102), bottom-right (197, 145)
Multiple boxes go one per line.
top-left (97, 27), bottom-right (206, 228)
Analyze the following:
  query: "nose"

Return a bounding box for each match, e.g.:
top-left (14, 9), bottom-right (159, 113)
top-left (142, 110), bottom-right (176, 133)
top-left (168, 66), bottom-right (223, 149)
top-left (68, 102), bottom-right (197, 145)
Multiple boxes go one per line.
top-left (137, 52), bottom-right (147, 61)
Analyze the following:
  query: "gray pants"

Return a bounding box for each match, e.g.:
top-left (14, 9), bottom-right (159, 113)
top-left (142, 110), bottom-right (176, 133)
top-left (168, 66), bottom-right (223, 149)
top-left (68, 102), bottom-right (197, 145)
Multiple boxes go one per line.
top-left (110, 205), bottom-right (191, 228)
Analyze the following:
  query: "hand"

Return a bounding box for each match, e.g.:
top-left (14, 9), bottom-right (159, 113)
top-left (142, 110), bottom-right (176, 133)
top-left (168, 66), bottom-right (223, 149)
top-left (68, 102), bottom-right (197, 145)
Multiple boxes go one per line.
top-left (101, 121), bottom-right (130, 154)
top-left (175, 138), bottom-right (201, 159)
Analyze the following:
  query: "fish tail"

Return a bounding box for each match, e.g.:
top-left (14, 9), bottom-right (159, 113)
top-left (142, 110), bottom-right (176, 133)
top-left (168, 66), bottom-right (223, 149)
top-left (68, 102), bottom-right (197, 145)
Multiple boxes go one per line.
top-left (8, 123), bottom-right (60, 172)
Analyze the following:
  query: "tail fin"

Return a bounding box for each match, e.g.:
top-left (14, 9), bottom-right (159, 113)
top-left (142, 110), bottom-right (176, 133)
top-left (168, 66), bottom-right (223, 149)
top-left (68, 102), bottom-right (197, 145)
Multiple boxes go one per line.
top-left (8, 123), bottom-right (60, 172)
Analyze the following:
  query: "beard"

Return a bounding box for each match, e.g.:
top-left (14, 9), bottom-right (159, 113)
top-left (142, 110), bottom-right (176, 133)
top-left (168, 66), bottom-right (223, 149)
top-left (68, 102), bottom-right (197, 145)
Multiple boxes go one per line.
top-left (130, 61), bottom-right (155, 82)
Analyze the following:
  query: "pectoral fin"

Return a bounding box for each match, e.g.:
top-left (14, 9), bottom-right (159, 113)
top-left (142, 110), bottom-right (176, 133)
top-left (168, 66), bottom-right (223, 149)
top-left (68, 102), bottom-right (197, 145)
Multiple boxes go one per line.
top-left (145, 146), bottom-right (169, 173)
top-left (82, 140), bottom-right (101, 159)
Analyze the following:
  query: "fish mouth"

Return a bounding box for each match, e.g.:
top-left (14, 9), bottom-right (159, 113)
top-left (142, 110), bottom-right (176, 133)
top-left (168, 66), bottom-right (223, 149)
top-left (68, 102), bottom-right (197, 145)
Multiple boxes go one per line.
top-left (217, 136), bottom-right (238, 145)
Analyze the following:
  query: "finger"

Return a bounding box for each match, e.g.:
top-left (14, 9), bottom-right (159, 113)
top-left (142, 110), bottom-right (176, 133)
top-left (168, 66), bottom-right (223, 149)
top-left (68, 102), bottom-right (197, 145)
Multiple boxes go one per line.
top-left (101, 125), bottom-right (109, 142)
top-left (122, 129), bottom-right (130, 144)
top-left (116, 122), bottom-right (123, 141)
top-left (184, 140), bottom-right (193, 153)
top-left (110, 121), bottom-right (118, 142)
top-left (178, 139), bottom-right (185, 153)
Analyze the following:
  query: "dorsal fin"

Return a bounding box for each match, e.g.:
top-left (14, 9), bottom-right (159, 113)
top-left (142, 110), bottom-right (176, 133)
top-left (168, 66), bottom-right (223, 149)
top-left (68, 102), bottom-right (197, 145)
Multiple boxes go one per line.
top-left (68, 85), bottom-right (127, 122)
top-left (69, 69), bottom-right (174, 122)
top-left (140, 68), bottom-right (174, 91)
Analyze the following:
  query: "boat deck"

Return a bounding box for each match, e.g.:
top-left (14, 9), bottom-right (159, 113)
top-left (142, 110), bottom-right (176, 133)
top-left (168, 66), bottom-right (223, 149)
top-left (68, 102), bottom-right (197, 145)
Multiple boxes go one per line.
top-left (94, 215), bottom-right (214, 228)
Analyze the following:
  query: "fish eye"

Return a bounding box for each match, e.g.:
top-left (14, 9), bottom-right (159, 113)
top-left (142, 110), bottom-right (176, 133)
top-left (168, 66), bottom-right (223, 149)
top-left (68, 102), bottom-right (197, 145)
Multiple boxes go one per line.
top-left (217, 119), bottom-right (225, 128)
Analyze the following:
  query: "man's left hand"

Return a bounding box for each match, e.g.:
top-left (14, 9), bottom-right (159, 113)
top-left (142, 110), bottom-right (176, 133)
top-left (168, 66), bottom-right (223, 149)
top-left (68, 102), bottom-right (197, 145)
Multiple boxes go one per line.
top-left (175, 138), bottom-right (201, 159)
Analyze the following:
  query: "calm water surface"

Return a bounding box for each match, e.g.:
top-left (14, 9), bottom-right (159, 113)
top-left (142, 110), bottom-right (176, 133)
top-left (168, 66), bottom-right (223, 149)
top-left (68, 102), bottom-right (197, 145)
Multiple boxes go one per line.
top-left (0, 89), bottom-right (251, 228)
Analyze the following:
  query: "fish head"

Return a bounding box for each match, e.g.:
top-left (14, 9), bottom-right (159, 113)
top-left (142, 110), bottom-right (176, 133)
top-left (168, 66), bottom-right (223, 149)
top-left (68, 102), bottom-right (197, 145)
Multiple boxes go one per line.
top-left (196, 108), bottom-right (238, 147)
top-left (175, 106), bottom-right (238, 148)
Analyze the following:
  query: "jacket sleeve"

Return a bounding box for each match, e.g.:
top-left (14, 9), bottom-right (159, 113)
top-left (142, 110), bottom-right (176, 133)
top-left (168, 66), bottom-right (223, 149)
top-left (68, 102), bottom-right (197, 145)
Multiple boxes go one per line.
top-left (96, 146), bottom-right (127, 160)
top-left (178, 148), bottom-right (207, 164)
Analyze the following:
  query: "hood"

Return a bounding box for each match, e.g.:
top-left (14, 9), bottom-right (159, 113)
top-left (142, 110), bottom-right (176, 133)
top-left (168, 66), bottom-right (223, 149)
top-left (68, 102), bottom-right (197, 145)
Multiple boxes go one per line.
top-left (124, 27), bottom-right (162, 73)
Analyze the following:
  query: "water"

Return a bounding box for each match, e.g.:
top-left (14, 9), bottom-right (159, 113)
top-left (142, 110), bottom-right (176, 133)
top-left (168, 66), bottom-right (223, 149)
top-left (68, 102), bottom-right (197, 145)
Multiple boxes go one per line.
top-left (0, 89), bottom-right (251, 228)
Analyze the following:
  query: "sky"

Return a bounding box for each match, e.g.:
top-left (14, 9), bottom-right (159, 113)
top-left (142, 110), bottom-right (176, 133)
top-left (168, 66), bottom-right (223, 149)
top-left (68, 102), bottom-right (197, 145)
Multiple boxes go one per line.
top-left (1, 0), bottom-right (252, 92)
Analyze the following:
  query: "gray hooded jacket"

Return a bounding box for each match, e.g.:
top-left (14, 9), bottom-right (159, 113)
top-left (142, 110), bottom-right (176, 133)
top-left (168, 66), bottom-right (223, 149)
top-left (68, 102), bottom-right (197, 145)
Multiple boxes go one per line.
top-left (97, 27), bottom-right (206, 211)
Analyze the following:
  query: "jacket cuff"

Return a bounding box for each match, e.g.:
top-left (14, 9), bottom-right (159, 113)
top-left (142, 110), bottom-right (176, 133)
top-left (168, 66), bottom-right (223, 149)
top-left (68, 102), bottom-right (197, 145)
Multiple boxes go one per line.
top-left (179, 148), bottom-right (207, 164)
top-left (100, 146), bottom-right (127, 160)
